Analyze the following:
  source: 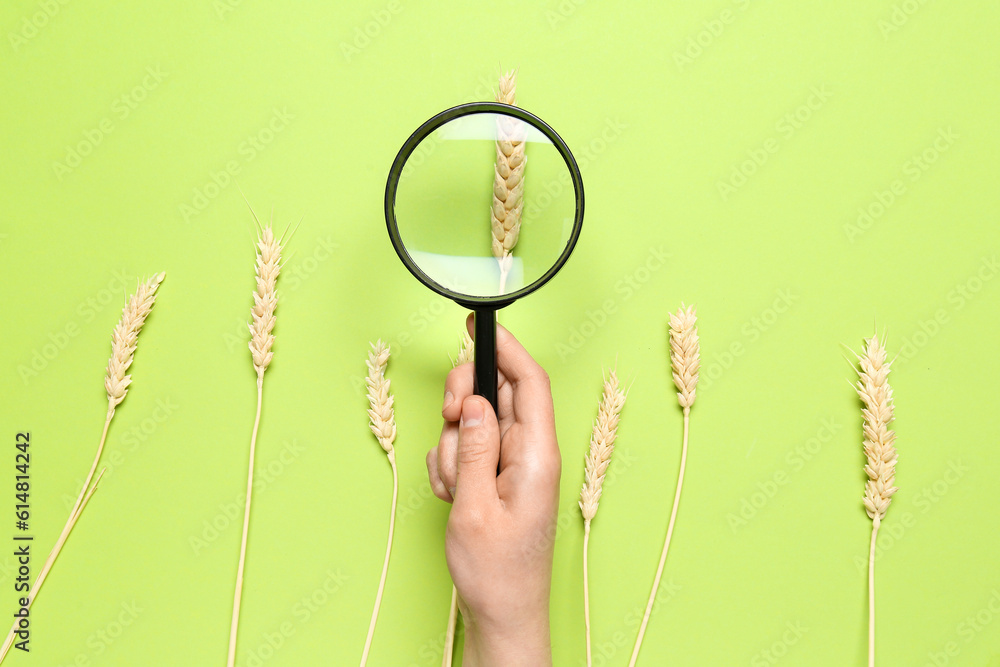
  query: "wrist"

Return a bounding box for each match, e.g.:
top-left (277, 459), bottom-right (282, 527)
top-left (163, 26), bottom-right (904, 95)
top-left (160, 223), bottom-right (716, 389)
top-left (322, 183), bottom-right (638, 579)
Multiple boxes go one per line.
top-left (462, 611), bottom-right (551, 667)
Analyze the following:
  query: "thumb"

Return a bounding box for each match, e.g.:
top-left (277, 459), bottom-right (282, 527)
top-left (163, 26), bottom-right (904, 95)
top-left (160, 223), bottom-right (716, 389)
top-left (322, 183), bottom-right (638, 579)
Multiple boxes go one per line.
top-left (453, 396), bottom-right (501, 508)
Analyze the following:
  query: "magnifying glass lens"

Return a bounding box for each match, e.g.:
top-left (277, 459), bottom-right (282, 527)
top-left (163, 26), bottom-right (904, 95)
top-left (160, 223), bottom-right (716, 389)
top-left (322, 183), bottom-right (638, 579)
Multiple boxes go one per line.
top-left (393, 111), bottom-right (577, 298)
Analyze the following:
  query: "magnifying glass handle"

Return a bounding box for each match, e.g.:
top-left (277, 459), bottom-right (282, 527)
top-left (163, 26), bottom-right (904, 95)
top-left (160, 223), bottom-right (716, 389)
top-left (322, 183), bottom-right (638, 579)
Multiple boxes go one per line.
top-left (472, 308), bottom-right (498, 414)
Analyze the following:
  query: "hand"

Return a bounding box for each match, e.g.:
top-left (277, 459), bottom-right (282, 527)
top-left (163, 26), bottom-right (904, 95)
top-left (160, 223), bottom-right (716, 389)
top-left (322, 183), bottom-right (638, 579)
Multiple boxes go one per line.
top-left (426, 315), bottom-right (561, 667)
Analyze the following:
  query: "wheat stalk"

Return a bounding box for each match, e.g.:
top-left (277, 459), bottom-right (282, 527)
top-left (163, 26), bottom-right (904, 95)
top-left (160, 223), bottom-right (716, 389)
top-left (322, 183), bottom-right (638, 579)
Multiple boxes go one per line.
top-left (228, 210), bottom-right (285, 667)
top-left (491, 69), bottom-right (525, 294)
top-left (580, 370), bottom-right (626, 667)
top-left (442, 331), bottom-right (474, 666)
top-left (854, 333), bottom-right (897, 667)
top-left (442, 586), bottom-right (459, 667)
top-left (361, 340), bottom-right (398, 666)
top-left (629, 304), bottom-right (699, 666)
top-left (0, 273), bottom-right (164, 663)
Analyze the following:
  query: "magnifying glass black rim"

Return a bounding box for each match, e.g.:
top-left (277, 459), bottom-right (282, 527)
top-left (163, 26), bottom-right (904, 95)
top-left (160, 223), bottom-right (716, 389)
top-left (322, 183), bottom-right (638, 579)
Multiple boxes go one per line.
top-left (385, 102), bottom-right (585, 309)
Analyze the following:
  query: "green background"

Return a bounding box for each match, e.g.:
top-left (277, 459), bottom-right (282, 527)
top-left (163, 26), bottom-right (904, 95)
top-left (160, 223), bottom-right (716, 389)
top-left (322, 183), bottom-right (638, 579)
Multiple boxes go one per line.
top-left (1, 1), bottom-right (999, 665)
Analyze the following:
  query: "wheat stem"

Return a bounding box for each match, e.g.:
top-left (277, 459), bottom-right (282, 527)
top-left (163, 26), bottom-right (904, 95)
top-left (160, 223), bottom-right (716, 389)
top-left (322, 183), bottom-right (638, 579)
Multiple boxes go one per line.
top-left (229, 216), bottom-right (283, 666)
top-left (361, 341), bottom-right (398, 666)
top-left (583, 520), bottom-right (593, 667)
top-left (362, 454), bottom-right (398, 665)
top-left (630, 409), bottom-right (689, 667)
top-left (443, 586), bottom-right (459, 666)
top-left (0, 463), bottom-right (107, 661)
top-left (443, 331), bottom-right (474, 665)
top-left (629, 305), bottom-right (699, 666)
top-left (228, 376), bottom-right (263, 667)
top-left (868, 517), bottom-right (880, 667)
top-left (0, 273), bottom-right (163, 664)
top-left (854, 333), bottom-right (896, 667)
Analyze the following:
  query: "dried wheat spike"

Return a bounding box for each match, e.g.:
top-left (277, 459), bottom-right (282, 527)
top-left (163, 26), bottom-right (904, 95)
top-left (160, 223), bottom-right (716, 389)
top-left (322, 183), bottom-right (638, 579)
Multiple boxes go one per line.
top-left (491, 69), bottom-right (525, 260)
top-left (579, 370), bottom-right (626, 522)
top-left (856, 335), bottom-right (897, 523)
top-left (366, 340), bottom-right (396, 458)
top-left (105, 272), bottom-right (165, 410)
top-left (249, 226), bottom-right (282, 377)
top-left (454, 331), bottom-right (474, 367)
top-left (669, 304), bottom-right (700, 411)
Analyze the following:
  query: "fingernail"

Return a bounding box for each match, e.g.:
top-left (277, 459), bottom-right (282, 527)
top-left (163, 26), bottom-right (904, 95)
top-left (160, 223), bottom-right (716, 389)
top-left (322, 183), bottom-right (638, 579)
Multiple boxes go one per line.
top-left (461, 399), bottom-right (484, 427)
top-left (443, 391), bottom-right (454, 411)
top-left (448, 486), bottom-right (456, 498)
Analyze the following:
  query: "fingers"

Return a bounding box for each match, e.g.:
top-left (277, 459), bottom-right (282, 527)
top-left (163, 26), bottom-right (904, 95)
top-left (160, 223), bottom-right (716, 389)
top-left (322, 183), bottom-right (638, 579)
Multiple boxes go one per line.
top-left (453, 396), bottom-right (501, 509)
top-left (464, 313), bottom-right (547, 387)
top-left (465, 314), bottom-right (554, 427)
top-left (426, 447), bottom-right (452, 503)
top-left (464, 314), bottom-right (557, 482)
top-left (442, 363), bottom-right (475, 423)
top-left (437, 420), bottom-right (459, 498)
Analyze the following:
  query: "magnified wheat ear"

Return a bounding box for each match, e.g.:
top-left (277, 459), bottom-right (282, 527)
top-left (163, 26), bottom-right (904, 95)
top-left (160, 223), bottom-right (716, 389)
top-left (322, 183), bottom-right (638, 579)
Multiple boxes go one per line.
top-left (580, 370), bottom-right (627, 667)
top-left (630, 304), bottom-right (699, 667)
top-left (854, 333), bottom-right (897, 667)
top-left (442, 331), bottom-right (474, 667)
top-left (0, 272), bottom-right (165, 664)
top-left (228, 208), bottom-right (287, 667)
top-left (361, 340), bottom-right (398, 666)
top-left (491, 69), bottom-right (525, 294)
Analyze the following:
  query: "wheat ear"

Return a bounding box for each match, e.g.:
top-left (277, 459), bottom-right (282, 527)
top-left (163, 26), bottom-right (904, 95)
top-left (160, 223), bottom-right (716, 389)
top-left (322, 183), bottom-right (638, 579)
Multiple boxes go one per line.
top-left (491, 69), bottom-right (525, 294)
top-left (580, 370), bottom-right (626, 667)
top-left (442, 331), bottom-right (474, 666)
top-left (228, 215), bottom-right (284, 667)
top-left (855, 334), bottom-right (897, 667)
top-left (629, 304), bottom-right (699, 666)
top-left (361, 340), bottom-right (398, 666)
top-left (454, 330), bottom-right (475, 366)
top-left (0, 273), bottom-right (164, 663)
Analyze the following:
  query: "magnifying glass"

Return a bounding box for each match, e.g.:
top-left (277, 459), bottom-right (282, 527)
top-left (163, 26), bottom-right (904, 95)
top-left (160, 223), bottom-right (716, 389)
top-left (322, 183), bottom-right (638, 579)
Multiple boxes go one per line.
top-left (385, 102), bottom-right (584, 411)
